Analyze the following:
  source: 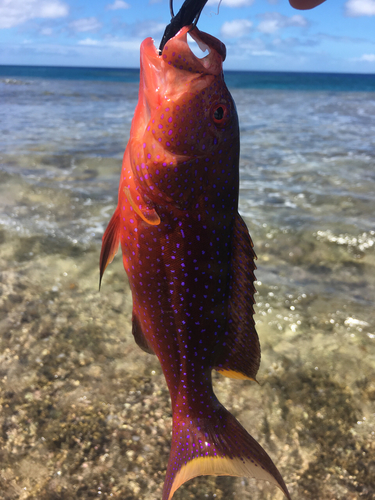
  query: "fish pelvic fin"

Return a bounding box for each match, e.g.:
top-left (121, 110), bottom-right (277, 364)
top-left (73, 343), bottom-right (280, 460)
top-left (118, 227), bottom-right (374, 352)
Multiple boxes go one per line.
top-left (163, 402), bottom-right (291, 500)
top-left (214, 212), bottom-right (260, 381)
top-left (99, 206), bottom-right (121, 290)
top-left (132, 312), bottom-right (155, 355)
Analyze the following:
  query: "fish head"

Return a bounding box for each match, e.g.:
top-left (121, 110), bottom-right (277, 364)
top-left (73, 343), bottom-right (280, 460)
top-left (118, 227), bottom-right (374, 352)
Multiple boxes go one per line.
top-left (126, 26), bottom-right (239, 209)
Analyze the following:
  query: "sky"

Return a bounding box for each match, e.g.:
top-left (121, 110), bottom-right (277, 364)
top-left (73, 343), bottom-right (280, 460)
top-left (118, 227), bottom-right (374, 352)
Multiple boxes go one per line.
top-left (0, 0), bottom-right (375, 72)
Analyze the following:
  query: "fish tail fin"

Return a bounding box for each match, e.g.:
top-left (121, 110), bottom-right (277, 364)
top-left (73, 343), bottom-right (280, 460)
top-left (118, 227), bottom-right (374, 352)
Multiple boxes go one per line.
top-left (163, 402), bottom-right (291, 500)
top-left (99, 206), bottom-right (121, 289)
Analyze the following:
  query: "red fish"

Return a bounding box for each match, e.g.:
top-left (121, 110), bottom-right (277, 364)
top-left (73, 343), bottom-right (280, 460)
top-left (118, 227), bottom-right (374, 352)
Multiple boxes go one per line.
top-left (100, 26), bottom-right (291, 500)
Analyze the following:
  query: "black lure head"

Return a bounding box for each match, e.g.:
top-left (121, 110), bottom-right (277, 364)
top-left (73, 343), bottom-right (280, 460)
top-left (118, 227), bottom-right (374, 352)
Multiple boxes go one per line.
top-left (159, 0), bottom-right (209, 53)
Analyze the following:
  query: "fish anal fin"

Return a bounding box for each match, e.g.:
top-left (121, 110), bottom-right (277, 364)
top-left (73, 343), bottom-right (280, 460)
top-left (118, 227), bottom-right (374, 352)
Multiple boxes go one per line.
top-left (124, 186), bottom-right (160, 226)
top-left (132, 313), bottom-right (155, 355)
top-left (99, 206), bottom-right (121, 289)
top-left (214, 212), bottom-right (260, 381)
top-left (163, 404), bottom-right (291, 500)
top-left (215, 369), bottom-right (256, 381)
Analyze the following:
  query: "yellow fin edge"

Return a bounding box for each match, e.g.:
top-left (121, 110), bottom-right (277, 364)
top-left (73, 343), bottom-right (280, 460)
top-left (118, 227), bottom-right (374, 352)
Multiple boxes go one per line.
top-left (168, 455), bottom-right (284, 500)
top-left (216, 368), bottom-right (256, 381)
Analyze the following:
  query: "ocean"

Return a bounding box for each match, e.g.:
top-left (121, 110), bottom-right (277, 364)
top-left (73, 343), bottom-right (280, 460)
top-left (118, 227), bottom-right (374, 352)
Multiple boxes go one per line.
top-left (2, 63), bottom-right (375, 91)
top-left (1, 65), bottom-right (374, 500)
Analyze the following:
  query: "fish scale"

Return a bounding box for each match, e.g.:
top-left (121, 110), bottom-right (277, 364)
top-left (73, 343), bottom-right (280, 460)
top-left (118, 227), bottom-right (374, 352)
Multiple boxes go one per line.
top-left (100, 25), bottom-right (291, 500)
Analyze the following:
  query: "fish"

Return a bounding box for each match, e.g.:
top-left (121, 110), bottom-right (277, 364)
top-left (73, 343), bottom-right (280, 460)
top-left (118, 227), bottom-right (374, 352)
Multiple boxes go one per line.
top-left (100, 25), bottom-right (291, 500)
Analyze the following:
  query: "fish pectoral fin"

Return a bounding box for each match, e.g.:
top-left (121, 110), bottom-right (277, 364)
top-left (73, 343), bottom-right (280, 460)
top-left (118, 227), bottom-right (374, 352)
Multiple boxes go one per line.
top-left (132, 312), bottom-right (155, 355)
top-left (99, 206), bottom-right (121, 289)
top-left (163, 403), bottom-right (291, 500)
top-left (214, 212), bottom-right (260, 381)
top-left (124, 186), bottom-right (160, 226)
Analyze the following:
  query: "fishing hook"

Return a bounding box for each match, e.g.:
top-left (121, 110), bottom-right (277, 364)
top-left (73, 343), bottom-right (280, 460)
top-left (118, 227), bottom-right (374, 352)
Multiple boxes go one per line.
top-left (159, 0), bottom-right (209, 53)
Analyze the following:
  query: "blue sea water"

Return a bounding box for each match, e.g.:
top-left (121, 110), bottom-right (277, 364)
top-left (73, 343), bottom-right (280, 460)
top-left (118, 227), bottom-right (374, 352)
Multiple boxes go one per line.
top-left (1, 64), bottom-right (375, 499)
top-left (1, 64), bottom-right (375, 91)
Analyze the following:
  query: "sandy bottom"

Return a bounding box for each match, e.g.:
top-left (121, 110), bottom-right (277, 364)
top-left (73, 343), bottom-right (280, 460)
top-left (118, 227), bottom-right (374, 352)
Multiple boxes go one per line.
top-left (1, 215), bottom-right (374, 500)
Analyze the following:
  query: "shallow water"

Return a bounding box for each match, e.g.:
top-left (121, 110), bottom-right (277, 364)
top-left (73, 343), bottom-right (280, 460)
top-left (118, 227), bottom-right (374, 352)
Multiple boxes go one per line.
top-left (0, 74), bottom-right (375, 500)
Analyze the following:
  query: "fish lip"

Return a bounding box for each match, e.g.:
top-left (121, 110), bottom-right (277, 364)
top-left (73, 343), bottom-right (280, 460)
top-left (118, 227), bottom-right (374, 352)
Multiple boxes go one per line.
top-left (141, 25), bottom-right (225, 87)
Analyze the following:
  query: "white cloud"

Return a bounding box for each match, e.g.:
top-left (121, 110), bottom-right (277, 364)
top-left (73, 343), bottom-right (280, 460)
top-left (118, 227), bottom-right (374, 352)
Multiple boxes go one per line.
top-left (360, 53), bottom-right (375, 61)
top-left (40, 27), bottom-right (53, 36)
top-left (69, 17), bottom-right (102, 33)
top-left (207, 0), bottom-right (255, 7)
top-left (78, 36), bottom-right (142, 53)
top-left (78, 38), bottom-right (100, 46)
top-left (225, 37), bottom-right (271, 57)
top-left (0, 0), bottom-right (68, 29)
top-left (220, 19), bottom-right (253, 38)
top-left (131, 20), bottom-right (166, 38)
top-left (257, 12), bottom-right (308, 34)
top-left (317, 32), bottom-right (375, 44)
top-left (272, 36), bottom-right (319, 48)
top-left (221, 0), bottom-right (255, 6)
top-left (1, 37), bottom-right (142, 67)
top-left (107, 0), bottom-right (130, 10)
top-left (345, 0), bottom-right (375, 16)
top-left (258, 18), bottom-right (279, 34)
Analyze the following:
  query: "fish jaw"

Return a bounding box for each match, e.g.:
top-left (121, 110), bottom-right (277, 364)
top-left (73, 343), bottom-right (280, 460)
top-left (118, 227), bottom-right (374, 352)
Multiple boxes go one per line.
top-left (136, 26), bottom-right (226, 133)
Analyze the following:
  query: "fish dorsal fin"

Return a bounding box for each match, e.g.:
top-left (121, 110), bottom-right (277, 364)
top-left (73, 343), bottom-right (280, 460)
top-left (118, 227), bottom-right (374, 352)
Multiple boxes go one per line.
top-left (124, 186), bottom-right (160, 226)
top-left (214, 212), bottom-right (260, 381)
top-left (99, 206), bottom-right (121, 289)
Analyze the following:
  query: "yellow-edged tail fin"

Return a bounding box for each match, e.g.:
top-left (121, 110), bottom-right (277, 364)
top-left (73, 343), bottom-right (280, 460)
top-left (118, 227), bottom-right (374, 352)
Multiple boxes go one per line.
top-left (163, 403), bottom-right (291, 500)
top-left (99, 206), bottom-right (121, 289)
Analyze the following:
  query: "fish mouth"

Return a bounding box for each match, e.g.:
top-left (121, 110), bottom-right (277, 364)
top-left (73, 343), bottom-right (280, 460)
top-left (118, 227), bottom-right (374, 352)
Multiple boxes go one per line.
top-left (135, 26), bottom-right (226, 137)
top-left (144, 25), bottom-right (225, 74)
top-left (160, 25), bottom-right (226, 70)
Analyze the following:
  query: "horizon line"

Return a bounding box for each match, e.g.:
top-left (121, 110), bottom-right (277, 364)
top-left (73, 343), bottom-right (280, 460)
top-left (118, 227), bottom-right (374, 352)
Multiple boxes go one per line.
top-left (1, 63), bottom-right (374, 77)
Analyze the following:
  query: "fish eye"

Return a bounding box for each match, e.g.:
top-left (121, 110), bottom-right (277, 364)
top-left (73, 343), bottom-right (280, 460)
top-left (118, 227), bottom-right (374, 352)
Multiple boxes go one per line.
top-left (214, 106), bottom-right (224, 120)
top-left (211, 103), bottom-right (228, 126)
